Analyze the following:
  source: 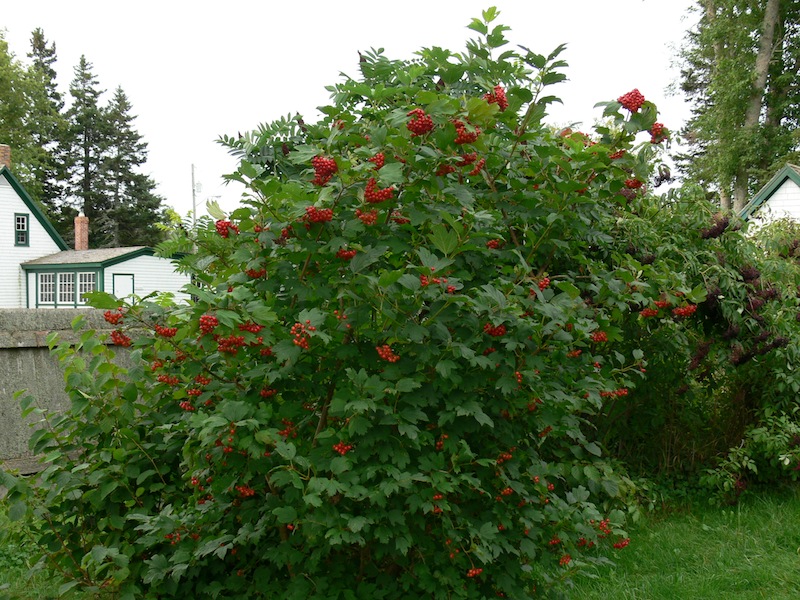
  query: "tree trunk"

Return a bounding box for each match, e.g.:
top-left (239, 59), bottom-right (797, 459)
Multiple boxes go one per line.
top-left (732, 0), bottom-right (782, 212)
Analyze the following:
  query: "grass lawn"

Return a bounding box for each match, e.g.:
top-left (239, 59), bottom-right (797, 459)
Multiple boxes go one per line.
top-left (570, 484), bottom-right (800, 599)
top-left (2, 485), bottom-right (799, 599)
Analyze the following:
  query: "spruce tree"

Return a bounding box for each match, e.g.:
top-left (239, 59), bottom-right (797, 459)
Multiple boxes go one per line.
top-left (103, 86), bottom-right (165, 246)
top-left (63, 55), bottom-right (109, 247)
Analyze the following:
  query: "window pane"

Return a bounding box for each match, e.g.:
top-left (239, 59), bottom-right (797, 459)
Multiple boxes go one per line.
top-left (78, 272), bottom-right (96, 304)
top-left (58, 273), bottom-right (75, 304)
top-left (15, 215), bottom-right (28, 246)
top-left (39, 273), bottom-right (55, 304)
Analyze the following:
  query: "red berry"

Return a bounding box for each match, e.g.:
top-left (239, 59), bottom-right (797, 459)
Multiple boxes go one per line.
top-left (406, 108), bottom-right (434, 136)
top-left (617, 89), bottom-right (645, 112)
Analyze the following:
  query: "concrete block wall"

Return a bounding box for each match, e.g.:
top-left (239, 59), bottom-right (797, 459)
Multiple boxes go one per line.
top-left (0, 308), bottom-right (116, 473)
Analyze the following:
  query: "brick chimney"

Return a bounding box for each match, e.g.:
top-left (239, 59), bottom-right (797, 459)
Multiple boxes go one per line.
top-left (0, 144), bottom-right (10, 169)
top-left (74, 212), bottom-right (89, 251)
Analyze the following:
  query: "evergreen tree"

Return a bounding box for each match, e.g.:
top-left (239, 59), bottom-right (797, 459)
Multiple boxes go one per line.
top-left (63, 55), bottom-right (110, 247)
top-left (103, 87), bottom-right (165, 246)
top-left (27, 28), bottom-right (68, 218)
top-left (678, 0), bottom-right (800, 211)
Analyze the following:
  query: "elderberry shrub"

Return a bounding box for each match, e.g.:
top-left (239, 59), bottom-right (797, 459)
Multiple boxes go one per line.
top-left (8, 8), bottom-right (800, 600)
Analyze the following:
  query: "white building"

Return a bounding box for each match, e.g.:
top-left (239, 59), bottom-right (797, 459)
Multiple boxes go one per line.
top-left (0, 145), bottom-right (190, 308)
top-left (739, 164), bottom-right (800, 224)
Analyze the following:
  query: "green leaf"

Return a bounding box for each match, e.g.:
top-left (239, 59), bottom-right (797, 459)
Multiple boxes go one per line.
top-left (221, 401), bottom-right (251, 422)
top-left (273, 506), bottom-right (298, 524)
top-left (84, 291), bottom-right (122, 309)
top-left (8, 500), bottom-right (26, 522)
top-left (555, 281), bottom-right (581, 299)
top-left (428, 224), bottom-right (459, 256)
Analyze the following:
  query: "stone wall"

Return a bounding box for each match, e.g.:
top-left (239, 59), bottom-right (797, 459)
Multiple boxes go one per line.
top-left (0, 308), bottom-right (114, 473)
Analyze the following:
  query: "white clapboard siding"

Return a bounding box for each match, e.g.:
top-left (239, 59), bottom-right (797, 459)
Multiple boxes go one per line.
top-left (0, 177), bottom-right (62, 308)
top-left (103, 254), bottom-right (191, 302)
top-left (751, 180), bottom-right (800, 226)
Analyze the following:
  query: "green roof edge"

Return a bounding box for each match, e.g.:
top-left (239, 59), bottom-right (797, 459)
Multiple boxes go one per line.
top-left (21, 247), bottom-right (156, 271)
top-left (1, 165), bottom-right (69, 250)
top-left (739, 164), bottom-right (800, 220)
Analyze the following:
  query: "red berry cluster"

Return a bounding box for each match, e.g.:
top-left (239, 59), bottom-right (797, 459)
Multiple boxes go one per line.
top-left (539, 425), bottom-right (553, 438)
top-left (590, 331), bottom-right (608, 343)
top-left (672, 304), bottom-right (697, 317)
top-left (103, 309), bottom-right (124, 325)
top-left (624, 178), bottom-right (643, 189)
top-left (600, 388), bottom-right (629, 398)
top-left (291, 321), bottom-right (315, 349)
top-left (595, 518), bottom-right (613, 538)
top-left (199, 314), bottom-right (218, 334)
top-left (376, 344), bottom-right (400, 363)
top-left (355, 208), bottom-right (378, 225)
top-left (650, 122), bottom-right (668, 144)
top-left (617, 88), bottom-right (645, 112)
top-left (235, 484), bottom-right (256, 498)
top-left (246, 267), bottom-right (267, 278)
top-left (364, 177), bottom-right (395, 203)
top-left (466, 567), bottom-right (483, 578)
top-left (336, 248), bottom-right (357, 260)
top-left (155, 324), bottom-right (178, 338)
top-left (483, 323), bottom-right (507, 337)
top-left (216, 334), bottom-right (246, 355)
top-left (333, 441), bottom-right (353, 455)
top-left (496, 450), bottom-right (513, 465)
top-left (278, 418), bottom-right (297, 439)
top-left (187, 388), bottom-right (202, 397)
top-left (609, 149), bottom-right (626, 160)
top-left (238, 322), bottom-right (263, 334)
top-left (215, 220), bottom-right (239, 238)
top-left (613, 537), bottom-right (631, 549)
top-left (178, 400), bottom-right (195, 411)
top-left (456, 152), bottom-right (478, 167)
top-left (305, 206), bottom-right (334, 223)
top-left (157, 374), bottom-right (181, 385)
top-left (453, 119), bottom-right (481, 144)
top-left (559, 554), bottom-right (572, 567)
top-left (368, 152), bottom-right (385, 170)
top-left (110, 330), bottom-right (131, 347)
top-left (435, 434), bottom-right (449, 451)
top-left (436, 164), bottom-right (456, 176)
top-left (260, 388), bottom-right (277, 398)
top-left (549, 536), bottom-right (562, 546)
top-left (468, 158), bottom-right (486, 176)
top-left (420, 274), bottom-right (448, 287)
top-left (538, 277), bottom-right (551, 291)
top-left (311, 155), bottom-right (337, 186)
top-left (391, 211), bottom-right (410, 224)
top-left (406, 108), bottom-right (434, 136)
top-left (654, 300), bottom-right (671, 309)
top-left (640, 307), bottom-right (659, 318)
top-left (566, 349), bottom-right (582, 358)
top-left (483, 85), bottom-right (509, 111)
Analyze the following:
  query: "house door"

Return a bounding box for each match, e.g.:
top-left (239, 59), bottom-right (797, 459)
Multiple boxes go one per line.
top-left (113, 274), bottom-right (134, 299)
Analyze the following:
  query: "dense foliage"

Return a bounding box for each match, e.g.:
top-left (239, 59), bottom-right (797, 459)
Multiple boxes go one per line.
top-left (4, 8), bottom-right (800, 600)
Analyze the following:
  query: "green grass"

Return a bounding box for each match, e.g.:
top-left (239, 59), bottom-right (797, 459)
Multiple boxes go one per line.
top-left (570, 485), bottom-right (800, 600)
top-left (0, 504), bottom-right (63, 600)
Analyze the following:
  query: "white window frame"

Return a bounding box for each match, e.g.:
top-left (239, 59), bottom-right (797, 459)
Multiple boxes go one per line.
top-left (77, 272), bottom-right (96, 304)
top-left (38, 273), bottom-right (55, 305)
top-left (58, 273), bottom-right (75, 305)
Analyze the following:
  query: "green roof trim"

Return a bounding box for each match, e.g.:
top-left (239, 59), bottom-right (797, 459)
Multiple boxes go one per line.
top-left (21, 247), bottom-right (157, 271)
top-left (739, 164), bottom-right (800, 220)
top-left (0, 165), bottom-right (69, 250)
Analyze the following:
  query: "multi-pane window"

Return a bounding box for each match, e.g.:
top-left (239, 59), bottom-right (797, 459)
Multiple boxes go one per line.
top-left (37, 271), bottom-right (98, 306)
top-left (58, 273), bottom-right (75, 304)
top-left (78, 272), bottom-right (96, 304)
top-left (38, 273), bottom-right (55, 304)
top-left (15, 213), bottom-right (28, 246)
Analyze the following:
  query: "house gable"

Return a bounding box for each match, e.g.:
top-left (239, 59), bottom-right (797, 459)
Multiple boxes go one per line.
top-left (740, 164), bottom-right (800, 221)
top-left (0, 166), bottom-right (68, 250)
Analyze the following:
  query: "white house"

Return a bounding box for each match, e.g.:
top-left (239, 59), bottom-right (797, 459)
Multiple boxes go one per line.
top-left (739, 164), bottom-right (800, 224)
top-left (1, 145), bottom-right (190, 308)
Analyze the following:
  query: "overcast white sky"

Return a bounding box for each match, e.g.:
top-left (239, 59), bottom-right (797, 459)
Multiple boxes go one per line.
top-left (3, 0), bottom-right (697, 219)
